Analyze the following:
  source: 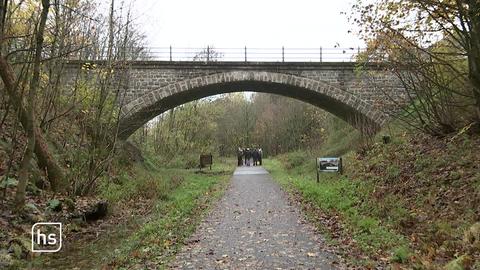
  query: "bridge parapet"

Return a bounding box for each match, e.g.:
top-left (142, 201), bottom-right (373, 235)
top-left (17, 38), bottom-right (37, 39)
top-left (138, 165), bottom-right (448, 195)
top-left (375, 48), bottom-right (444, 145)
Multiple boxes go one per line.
top-left (62, 60), bottom-right (407, 139)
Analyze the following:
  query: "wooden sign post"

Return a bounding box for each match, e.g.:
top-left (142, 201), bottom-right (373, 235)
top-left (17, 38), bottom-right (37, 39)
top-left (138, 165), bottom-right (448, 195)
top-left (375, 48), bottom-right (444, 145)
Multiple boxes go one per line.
top-left (200, 154), bottom-right (213, 170)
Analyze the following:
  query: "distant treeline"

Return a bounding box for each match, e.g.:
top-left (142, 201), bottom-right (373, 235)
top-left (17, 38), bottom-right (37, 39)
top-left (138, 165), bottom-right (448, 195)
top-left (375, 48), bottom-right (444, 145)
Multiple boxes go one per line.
top-left (130, 93), bottom-right (336, 161)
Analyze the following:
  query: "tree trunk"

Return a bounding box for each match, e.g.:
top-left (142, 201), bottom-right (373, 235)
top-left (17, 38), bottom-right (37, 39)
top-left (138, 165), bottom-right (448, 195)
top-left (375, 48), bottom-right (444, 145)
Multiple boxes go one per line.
top-left (14, 0), bottom-right (55, 207)
top-left (468, 0), bottom-right (480, 121)
top-left (0, 4), bottom-right (66, 193)
top-left (34, 129), bottom-right (66, 191)
top-left (0, 58), bottom-right (67, 192)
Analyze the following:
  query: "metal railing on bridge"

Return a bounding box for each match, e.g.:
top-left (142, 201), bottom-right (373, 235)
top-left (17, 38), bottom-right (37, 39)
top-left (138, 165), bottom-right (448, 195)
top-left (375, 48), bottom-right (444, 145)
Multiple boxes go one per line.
top-left (76, 46), bottom-right (366, 63)
top-left (147, 46), bottom-right (364, 62)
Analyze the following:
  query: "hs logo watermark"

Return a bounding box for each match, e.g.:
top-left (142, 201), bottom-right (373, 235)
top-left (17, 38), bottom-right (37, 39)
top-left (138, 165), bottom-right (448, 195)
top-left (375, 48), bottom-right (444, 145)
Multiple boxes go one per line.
top-left (31, 222), bottom-right (62, 253)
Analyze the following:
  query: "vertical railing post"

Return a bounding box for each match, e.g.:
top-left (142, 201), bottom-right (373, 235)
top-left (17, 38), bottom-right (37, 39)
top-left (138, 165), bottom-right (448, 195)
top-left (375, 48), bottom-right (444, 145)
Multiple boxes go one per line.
top-left (169, 45), bottom-right (172, 61)
top-left (282, 46), bottom-right (285, 62)
top-left (320, 47), bottom-right (323, 62)
top-left (207, 46), bottom-right (210, 62)
top-left (244, 46), bottom-right (247, 62)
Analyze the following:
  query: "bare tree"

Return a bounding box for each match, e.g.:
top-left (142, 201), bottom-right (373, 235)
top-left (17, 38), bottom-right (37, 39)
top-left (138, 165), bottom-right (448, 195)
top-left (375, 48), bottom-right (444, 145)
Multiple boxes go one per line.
top-left (0, 0), bottom-right (66, 196)
top-left (14, 0), bottom-right (51, 207)
top-left (351, 0), bottom-right (480, 135)
top-left (193, 46), bottom-right (223, 62)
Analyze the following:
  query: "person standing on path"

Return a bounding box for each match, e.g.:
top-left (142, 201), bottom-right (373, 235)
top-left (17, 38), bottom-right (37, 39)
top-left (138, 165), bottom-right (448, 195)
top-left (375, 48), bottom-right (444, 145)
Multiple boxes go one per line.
top-left (253, 148), bottom-right (259, 166)
top-left (249, 148), bottom-right (254, 166)
top-left (258, 148), bottom-right (263, 165)
top-left (237, 147), bottom-right (243, 166)
top-left (244, 148), bottom-right (251, 166)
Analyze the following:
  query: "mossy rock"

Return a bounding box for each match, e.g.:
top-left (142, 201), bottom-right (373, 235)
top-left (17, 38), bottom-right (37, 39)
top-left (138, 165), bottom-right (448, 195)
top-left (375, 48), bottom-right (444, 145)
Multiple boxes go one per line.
top-left (7, 237), bottom-right (31, 259)
top-left (24, 203), bottom-right (40, 213)
top-left (26, 181), bottom-right (41, 195)
top-left (63, 197), bottom-right (75, 211)
top-left (21, 203), bottom-right (45, 223)
top-left (47, 199), bottom-right (62, 212)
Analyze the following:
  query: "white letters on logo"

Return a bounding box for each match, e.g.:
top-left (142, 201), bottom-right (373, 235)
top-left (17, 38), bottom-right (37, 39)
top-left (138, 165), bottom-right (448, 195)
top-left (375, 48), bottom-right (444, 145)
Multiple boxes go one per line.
top-left (31, 222), bottom-right (62, 253)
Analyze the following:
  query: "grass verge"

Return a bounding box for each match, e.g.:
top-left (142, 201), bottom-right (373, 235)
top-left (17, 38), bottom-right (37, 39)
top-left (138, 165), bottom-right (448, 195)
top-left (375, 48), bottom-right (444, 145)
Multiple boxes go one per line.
top-left (105, 160), bottom-right (234, 269)
top-left (263, 126), bottom-right (480, 269)
top-left (28, 157), bottom-right (235, 270)
top-left (263, 157), bottom-right (408, 268)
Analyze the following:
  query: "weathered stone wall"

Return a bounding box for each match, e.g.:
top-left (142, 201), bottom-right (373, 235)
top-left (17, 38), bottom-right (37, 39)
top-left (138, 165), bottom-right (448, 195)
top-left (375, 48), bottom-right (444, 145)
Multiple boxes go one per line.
top-left (119, 62), bottom-right (404, 114)
top-left (63, 61), bottom-right (406, 139)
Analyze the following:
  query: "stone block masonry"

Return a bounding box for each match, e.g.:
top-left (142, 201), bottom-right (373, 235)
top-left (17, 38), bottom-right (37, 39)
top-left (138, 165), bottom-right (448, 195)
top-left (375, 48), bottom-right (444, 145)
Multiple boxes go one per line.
top-left (63, 61), bottom-right (406, 139)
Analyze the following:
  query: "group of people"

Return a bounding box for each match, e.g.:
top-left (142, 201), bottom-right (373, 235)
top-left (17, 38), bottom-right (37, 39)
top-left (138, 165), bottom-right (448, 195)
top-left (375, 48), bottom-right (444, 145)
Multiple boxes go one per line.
top-left (237, 147), bottom-right (263, 166)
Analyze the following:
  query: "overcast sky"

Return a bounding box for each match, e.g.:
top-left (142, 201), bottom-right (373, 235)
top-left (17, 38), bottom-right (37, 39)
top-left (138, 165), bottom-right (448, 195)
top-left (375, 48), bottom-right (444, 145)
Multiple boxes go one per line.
top-left (123, 0), bottom-right (364, 49)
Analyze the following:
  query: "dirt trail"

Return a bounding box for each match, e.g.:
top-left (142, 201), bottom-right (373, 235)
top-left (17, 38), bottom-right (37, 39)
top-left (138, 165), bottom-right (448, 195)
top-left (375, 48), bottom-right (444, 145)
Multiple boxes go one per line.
top-left (171, 166), bottom-right (340, 269)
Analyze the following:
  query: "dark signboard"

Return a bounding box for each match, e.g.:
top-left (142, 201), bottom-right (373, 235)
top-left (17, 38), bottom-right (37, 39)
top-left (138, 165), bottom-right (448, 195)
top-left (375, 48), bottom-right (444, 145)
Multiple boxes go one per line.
top-left (316, 157), bottom-right (342, 182)
top-left (200, 154), bottom-right (213, 170)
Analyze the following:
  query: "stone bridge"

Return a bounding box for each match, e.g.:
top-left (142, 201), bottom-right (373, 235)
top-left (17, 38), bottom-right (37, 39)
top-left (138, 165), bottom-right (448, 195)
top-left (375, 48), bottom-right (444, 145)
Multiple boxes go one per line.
top-left (64, 61), bottom-right (405, 139)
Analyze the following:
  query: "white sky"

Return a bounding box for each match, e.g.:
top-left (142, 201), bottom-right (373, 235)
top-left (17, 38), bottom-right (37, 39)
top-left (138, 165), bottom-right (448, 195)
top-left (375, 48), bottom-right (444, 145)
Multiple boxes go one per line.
top-left (123, 0), bottom-right (364, 49)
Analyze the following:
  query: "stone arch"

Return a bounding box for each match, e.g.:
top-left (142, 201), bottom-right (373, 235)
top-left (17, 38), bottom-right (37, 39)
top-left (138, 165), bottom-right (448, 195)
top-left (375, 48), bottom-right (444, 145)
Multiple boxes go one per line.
top-left (118, 71), bottom-right (388, 139)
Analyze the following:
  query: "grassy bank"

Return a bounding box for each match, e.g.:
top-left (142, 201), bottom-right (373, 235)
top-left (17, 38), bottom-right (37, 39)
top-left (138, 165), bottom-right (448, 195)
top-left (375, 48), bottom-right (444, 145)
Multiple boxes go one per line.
top-left (29, 156), bottom-right (235, 270)
top-left (264, 158), bottom-right (408, 268)
top-left (105, 159), bottom-right (234, 269)
top-left (263, 124), bottom-right (479, 269)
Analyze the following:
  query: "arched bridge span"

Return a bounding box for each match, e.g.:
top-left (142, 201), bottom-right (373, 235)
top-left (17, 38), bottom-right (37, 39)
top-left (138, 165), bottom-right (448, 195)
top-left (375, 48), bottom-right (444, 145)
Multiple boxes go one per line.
top-left (64, 61), bottom-right (406, 139)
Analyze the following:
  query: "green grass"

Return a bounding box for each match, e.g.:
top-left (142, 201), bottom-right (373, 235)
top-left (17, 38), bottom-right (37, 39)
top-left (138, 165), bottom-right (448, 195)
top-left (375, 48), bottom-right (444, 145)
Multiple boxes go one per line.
top-left (263, 157), bottom-right (408, 266)
top-left (108, 162), bottom-right (234, 268)
top-left (264, 117), bottom-right (480, 268)
top-left (30, 158), bottom-right (235, 270)
top-left (319, 116), bottom-right (361, 156)
top-left (97, 163), bottom-right (187, 204)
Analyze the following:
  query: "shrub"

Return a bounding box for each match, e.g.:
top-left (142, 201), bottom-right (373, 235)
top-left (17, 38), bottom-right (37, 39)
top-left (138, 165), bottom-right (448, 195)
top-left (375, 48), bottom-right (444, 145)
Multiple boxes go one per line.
top-left (281, 151), bottom-right (308, 170)
top-left (391, 246), bottom-right (411, 263)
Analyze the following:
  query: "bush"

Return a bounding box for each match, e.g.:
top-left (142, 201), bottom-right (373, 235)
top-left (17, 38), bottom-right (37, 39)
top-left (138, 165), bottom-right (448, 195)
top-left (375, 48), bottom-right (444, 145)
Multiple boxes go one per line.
top-left (280, 151), bottom-right (309, 170)
top-left (391, 246), bottom-right (410, 263)
top-left (98, 164), bottom-right (176, 203)
top-left (136, 176), bottom-right (164, 199)
top-left (164, 153), bottom-right (199, 169)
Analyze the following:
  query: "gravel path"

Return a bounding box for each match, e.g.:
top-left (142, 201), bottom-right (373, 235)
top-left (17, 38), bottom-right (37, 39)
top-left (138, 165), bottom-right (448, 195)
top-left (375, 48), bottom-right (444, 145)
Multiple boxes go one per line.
top-left (171, 166), bottom-right (340, 269)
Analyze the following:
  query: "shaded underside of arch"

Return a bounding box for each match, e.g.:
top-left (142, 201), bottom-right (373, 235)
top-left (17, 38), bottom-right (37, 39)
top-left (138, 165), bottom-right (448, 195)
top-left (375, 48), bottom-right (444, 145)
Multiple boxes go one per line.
top-left (118, 71), bottom-right (387, 139)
